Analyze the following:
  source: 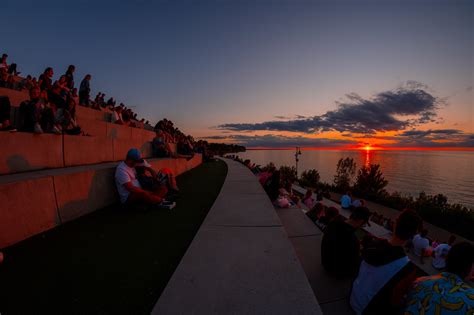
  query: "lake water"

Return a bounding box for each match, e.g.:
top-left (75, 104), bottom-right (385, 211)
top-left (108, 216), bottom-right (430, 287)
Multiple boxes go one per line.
top-left (237, 149), bottom-right (474, 208)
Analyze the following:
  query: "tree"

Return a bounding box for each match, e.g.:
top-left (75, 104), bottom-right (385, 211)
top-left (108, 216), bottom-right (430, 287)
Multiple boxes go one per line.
top-left (262, 162), bottom-right (276, 171)
top-left (354, 164), bottom-right (388, 198)
top-left (279, 165), bottom-right (297, 183)
top-left (333, 157), bottom-right (356, 192)
top-left (299, 169), bottom-right (321, 188)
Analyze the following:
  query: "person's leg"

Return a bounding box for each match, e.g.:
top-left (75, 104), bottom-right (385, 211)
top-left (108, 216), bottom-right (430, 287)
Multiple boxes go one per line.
top-left (127, 190), bottom-right (163, 205)
top-left (161, 168), bottom-right (179, 191)
top-left (152, 185), bottom-right (168, 199)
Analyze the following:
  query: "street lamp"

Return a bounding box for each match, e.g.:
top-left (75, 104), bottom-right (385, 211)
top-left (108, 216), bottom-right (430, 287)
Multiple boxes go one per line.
top-left (295, 146), bottom-right (302, 179)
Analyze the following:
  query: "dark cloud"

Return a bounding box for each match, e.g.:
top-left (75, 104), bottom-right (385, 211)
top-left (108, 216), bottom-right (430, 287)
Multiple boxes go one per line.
top-left (202, 134), bottom-right (355, 148)
top-left (393, 129), bottom-right (474, 147)
top-left (398, 129), bottom-right (462, 138)
top-left (218, 81), bottom-right (442, 134)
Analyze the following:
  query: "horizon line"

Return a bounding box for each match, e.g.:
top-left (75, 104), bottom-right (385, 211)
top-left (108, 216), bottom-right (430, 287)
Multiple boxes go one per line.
top-left (245, 146), bottom-right (474, 152)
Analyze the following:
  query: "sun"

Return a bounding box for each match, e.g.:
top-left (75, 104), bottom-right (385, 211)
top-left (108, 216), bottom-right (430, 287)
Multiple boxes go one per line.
top-left (363, 144), bottom-right (372, 151)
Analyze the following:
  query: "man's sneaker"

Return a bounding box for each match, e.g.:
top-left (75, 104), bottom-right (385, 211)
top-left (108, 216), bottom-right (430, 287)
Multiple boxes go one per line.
top-left (34, 123), bottom-right (43, 134)
top-left (157, 201), bottom-right (176, 210)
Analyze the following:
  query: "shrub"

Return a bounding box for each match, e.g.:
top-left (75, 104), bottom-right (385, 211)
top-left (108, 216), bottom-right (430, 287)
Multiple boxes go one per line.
top-left (299, 169), bottom-right (321, 188)
top-left (279, 165), bottom-right (297, 183)
top-left (333, 157), bottom-right (356, 192)
top-left (354, 164), bottom-right (388, 199)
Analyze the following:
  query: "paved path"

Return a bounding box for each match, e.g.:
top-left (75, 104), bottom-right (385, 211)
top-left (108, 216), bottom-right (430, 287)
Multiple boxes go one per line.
top-left (153, 158), bottom-right (322, 314)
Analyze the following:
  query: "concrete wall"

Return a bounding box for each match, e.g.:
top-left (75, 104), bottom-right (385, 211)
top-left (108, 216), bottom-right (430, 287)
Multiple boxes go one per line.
top-left (64, 135), bottom-right (114, 167)
top-left (0, 177), bottom-right (61, 249)
top-left (75, 105), bottom-right (112, 122)
top-left (1, 126), bottom-right (157, 174)
top-left (0, 87), bottom-right (29, 106)
top-left (0, 132), bottom-right (64, 174)
top-left (0, 154), bottom-right (202, 249)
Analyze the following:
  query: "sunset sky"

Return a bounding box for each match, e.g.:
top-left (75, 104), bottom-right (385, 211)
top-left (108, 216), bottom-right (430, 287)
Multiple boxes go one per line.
top-left (2, 0), bottom-right (473, 149)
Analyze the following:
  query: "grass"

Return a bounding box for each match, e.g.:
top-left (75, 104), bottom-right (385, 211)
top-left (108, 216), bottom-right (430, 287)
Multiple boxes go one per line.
top-left (0, 159), bottom-right (227, 315)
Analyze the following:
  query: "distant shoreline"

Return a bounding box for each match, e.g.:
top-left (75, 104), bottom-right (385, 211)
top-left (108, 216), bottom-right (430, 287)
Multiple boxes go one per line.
top-left (245, 147), bottom-right (474, 152)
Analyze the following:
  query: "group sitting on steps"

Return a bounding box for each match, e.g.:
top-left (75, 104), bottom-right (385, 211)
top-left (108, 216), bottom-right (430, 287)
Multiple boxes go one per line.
top-left (0, 53), bottom-right (214, 162)
top-left (229, 154), bottom-right (474, 315)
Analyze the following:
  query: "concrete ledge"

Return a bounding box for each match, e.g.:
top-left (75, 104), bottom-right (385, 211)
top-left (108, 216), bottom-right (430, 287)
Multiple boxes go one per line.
top-left (75, 105), bottom-right (112, 122)
top-left (107, 123), bottom-right (132, 140)
top-left (0, 132), bottom-right (64, 175)
top-left (153, 158), bottom-right (321, 314)
top-left (0, 177), bottom-right (60, 248)
top-left (0, 87), bottom-right (29, 106)
top-left (77, 119), bottom-right (108, 137)
top-left (64, 135), bottom-right (114, 167)
top-left (0, 155), bottom-right (202, 249)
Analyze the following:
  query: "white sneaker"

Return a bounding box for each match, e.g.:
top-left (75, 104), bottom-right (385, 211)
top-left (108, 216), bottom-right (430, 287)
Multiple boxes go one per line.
top-left (52, 126), bottom-right (62, 135)
top-left (34, 123), bottom-right (43, 134)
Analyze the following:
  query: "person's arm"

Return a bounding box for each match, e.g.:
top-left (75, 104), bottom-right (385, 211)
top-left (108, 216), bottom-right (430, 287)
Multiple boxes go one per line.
top-left (146, 166), bottom-right (157, 178)
top-left (420, 248), bottom-right (425, 264)
top-left (123, 181), bottom-right (147, 194)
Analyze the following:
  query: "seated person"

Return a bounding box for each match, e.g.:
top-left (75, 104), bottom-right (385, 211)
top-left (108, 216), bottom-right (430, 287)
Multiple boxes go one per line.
top-left (56, 98), bottom-right (82, 135)
top-left (0, 96), bottom-right (14, 131)
top-left (302, 189), bottom-right (315, 209)
top-left (18, 86), bottom-right (58, 134)
top-left (114, 149), bottom-right (168, 207)
top-left (111, 107), bottom-right (124, 125)
top-left (135, 159), bottom-right (179, 196)
top-left (321, 206), bottom-right (371, 278)
top-left (352, 198), bottom-right (365, 208)
top-left (340, 191), bottom-right (352, 209)
top-left (318, 206), bottom-right (340, 227)
top-left (432, 234), bottom-right (456, 270)
top-left (306, 202), bottom-right (325, 223)
top-left (350, 209), bottom-right (422, 315)
top-left (152, 129), bottom-right (172, 158)
top-left (405, 242), bottom-right (474, 315)
top-left (413, 229), bottom-right (431, 264)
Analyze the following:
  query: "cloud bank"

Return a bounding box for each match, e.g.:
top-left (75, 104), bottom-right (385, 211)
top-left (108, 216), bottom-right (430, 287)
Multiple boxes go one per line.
top-left (218, 81), bottom-right (442, 134)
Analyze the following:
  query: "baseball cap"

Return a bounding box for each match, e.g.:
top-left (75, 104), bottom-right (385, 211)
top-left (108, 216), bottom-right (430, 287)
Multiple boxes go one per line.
top-left (136, 159), bottom-right (151, 168)
top-left (126, 148), bottom-right (141, 161)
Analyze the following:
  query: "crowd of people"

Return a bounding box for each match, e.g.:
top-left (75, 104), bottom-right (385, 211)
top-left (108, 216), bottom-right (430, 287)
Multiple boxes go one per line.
top-left (0, 53), bottom-right (216, 163)
top-left (0, 53), bottom-right (151, 133)
top-left (229, 155), bottom-right (474, 315)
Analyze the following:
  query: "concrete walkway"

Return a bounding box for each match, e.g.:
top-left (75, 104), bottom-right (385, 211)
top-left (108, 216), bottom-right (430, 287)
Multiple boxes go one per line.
top-left (153, 158), bottom-right (322, 314)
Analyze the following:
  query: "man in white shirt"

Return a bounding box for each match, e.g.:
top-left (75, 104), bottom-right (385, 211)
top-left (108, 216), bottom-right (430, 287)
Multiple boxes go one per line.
top-left (115, 148), bottom-right (167, 206)
top-left (413, 229), bottom-right (430, 264)
top-left (432, 234), bottom-right (456, 269)
top-left (340, 191), bottom-right (352, 209)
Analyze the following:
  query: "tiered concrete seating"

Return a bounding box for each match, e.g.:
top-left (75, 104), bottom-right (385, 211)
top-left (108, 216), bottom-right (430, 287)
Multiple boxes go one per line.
top-left (0, 88), bottom-right (160, 173)
top-left (0, 86), bottom-right (200, 249)
top-left (0, 154), bottom-right (202, 249)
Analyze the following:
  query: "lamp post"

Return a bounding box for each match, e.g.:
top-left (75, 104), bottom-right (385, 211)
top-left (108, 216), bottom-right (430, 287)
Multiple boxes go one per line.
top-left (295, 146), bottom-right (302, 179)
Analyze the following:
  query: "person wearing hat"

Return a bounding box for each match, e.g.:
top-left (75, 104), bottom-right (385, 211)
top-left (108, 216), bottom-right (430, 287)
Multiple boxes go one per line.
top-left (321, 206), bottom-right (371, 279)
top-left (114, 148), bottom-right (168, 206)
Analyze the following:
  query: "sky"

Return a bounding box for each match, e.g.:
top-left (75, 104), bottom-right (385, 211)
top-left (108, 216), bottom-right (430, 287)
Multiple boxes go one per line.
top-left (2, 0), bottom-right (473, 149)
